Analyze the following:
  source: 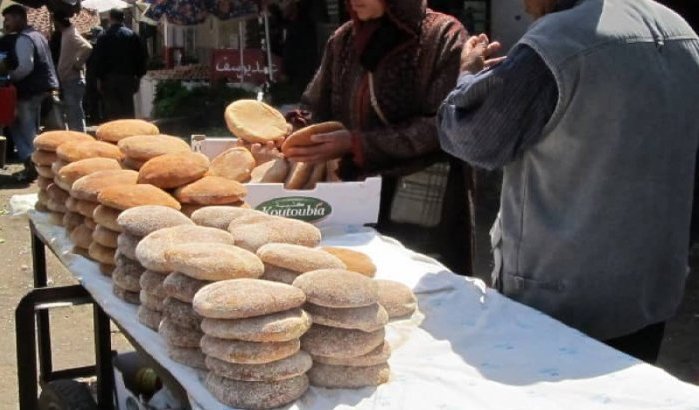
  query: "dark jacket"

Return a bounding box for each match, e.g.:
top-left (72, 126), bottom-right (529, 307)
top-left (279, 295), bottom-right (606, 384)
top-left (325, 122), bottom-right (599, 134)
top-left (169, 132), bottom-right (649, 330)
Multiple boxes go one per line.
top-left (14, 28), bottom-right (59, 99)
top-left (92, 23), bottom-right (148, 79)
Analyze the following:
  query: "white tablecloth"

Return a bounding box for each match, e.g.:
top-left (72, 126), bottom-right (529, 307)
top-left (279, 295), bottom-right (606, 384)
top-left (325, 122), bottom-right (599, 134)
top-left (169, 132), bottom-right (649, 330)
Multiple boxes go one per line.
top-left (29, 211), bottom-right (699, 410)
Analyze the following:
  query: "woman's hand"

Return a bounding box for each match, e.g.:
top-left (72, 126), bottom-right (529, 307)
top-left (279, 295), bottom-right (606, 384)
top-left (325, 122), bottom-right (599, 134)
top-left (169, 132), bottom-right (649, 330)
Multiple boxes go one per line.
top-left (236, 139), bottom-right (283, 164)
top-left (284, 129), bottom-right (353, 164)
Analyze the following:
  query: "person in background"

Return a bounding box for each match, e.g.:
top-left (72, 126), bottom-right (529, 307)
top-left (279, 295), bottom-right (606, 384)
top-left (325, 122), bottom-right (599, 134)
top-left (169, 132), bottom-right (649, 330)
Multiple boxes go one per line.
top-left (437, 0), bottom-right (699, 363)
top-left (284, 0), bottom-right (475, 274)
top-left (0, 28), bottom-right (19, 161)
top-left (53, 13), bottom-right (92, 132)
top-left (2, 5), bottom-right (59, 182)
top-left (84, 26), bottom-right (104, 125)
top-left (91, 8), bottom-right (147, 120)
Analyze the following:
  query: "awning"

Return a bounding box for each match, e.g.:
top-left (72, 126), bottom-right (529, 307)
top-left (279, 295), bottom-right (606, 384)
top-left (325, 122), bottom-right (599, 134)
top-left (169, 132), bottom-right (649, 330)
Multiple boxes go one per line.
top-left (81, 0), bottom-right (128, 13)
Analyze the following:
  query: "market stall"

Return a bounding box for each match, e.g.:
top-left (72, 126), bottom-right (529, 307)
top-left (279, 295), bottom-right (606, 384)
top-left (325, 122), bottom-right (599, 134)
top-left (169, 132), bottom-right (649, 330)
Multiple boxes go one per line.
top-left (21, 209), bottom-right (699, 409)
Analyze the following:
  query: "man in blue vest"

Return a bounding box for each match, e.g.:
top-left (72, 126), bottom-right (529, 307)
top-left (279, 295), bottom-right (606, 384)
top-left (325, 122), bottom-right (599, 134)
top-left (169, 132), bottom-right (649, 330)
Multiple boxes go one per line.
top-left (438, 0), bottom-right (699, 363)
top-left (3, 4), bottom-right (59, 182)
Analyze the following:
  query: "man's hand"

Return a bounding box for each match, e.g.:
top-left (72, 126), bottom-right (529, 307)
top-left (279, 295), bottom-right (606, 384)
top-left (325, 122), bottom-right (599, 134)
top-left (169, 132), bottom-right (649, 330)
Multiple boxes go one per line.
top-left (284, 129), bottom-right (353, 164)
top-left (460, 34), bottom-right (505, 75)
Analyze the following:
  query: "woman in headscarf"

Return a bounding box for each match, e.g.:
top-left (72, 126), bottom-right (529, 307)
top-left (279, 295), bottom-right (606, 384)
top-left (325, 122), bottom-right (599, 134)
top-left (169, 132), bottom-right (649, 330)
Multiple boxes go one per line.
top-left (284, 0), bottom-right (475, 274)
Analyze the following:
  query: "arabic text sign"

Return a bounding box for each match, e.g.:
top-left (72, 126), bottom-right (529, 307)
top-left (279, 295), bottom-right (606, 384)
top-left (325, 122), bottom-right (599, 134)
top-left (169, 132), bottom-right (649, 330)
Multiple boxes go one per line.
top-left (210, 49), bottom-right (282, 85)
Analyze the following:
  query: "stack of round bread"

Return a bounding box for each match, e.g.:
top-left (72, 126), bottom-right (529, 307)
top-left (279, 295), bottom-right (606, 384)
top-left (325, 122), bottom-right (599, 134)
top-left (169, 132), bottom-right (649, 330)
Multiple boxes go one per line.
top-left (157, 241), bottom-right (264, 369)
top-left (133, 224), bottom-right (235, 331)
top-left (193, 279), bottom-right (312, 409)
top-left (174, 176), bottom-right (249, 217)
top-left (227, 212), bottom-right (321, 253)
top-left (32, 130), bottom-right (94, 215)
top-left (117, 134), bottom-right (190, 170)
top-left (137, 152), bottom-right (210, 190)
top-left (191, 206), bottom-right (265, 231)
top-left (293, 269), bottom-right (391, 389)
top-left (69, 169), bottom-right (138, 270)
top-left (113, 206), bottom-right (192, 313)
top-left (257, 243), bottom-right (346, 285)
top-left (88, 184), bottom-right (179, 276)
top-left (96, 119), bottom-right (160, 144)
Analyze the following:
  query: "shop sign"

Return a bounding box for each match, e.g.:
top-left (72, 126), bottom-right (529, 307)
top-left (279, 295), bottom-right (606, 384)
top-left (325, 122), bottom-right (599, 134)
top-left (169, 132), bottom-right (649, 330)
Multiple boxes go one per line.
top-left (256, 197), bottom-right (333, 223)
top-left (210, 49), bottom-right (282, 85)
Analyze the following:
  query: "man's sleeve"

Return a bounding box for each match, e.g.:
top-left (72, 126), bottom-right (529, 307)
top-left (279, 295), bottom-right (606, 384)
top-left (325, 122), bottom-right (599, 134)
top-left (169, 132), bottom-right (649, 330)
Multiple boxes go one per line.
top-left (9, 35), bottom-right (34, 82)
top-left (437, 46), bottom-right (558, 170)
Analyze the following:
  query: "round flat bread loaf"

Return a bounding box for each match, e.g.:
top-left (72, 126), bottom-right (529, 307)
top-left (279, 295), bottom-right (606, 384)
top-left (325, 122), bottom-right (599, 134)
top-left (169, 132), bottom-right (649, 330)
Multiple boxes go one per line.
top-left (228, 215), bottom-right (321, 252)
top-left (261, 265), bottom-right (300, 285)
top-left (250, 158), bottom-right (289, 183)
top-left (31, 150), bottom-right (58, 166)
top-left (117, 205), bottom-right (192, 237)
top-left (63, 212), bottom-right (84, 232)
top-left (37, 176), bottom-right (52, 190)
top-left (257, 243), bottom-right (345, 274)
top-left (47, 183), bottom-right (70, 203)
top-left (140, 290), bottom-right (165, 311)
top-left (93, 205), bottom-right (122, 232)
top-left (71, 170), bottom-right (139, 202)
top-left (167, 346), bottom-right (206, 369)
top-left (99, 263), bottom-right (115, 277)
top-left (51, 160), bottom-right (68, 178)
top-left (115, 250), bottom-right (142, 270)
top-left (193, 279), bottom-right (306, 320)
top-left (98, 184), bottom-right (181, 211)
top-left (89, 242), bottom-right (116, 265)
top-left (135, 225), bottom-right (235, 272)
top-left (281, 122), bottom-right (345, 153)
top-left (58, 158), bottom-right (122, 189)
top-left (308, 362), bottom-right (389, 389)
top-left (191, 206), bottom-right (266, 230)
top-left (163, 272), bottom-right (211, 303)
top-left (75, 200), bottom-right (100, 218)
top-left (164, 243), bottom-right (264, 281)
top-left (56, 140), bottom-right (124, 163)
top-left (301, 325), bottom-right (385, 359)
top-left (312, 341), bottom-right (391, 367)
top-left (293, 269), bottom-right (379, 308)
top-left (37, 189), bottom-right (50, 206)
top-left (117, 134), bottom-right (190, 161)
top-left (205, 351), bottom-right (312, 382)
top-left (376, 280), bottom-right (417, 319)
top-left (201, 335), bottom-right (300, 365)
top-left (200, 308), bottom-right (311, 342)
top-left (48, 211), bottom-right (64, 225)
top-left (70, 224), bottom-right (93, 249)
top-left (138, 153), bottom-right (209, 189)
top-left (65, 196), bottom-right (79, 212)
top-left (122, 156), bottom-right (146, 170)
top-left (139, 270), bottom-right (168, 299)
top-left (303, 162), bottom-right (326, 190)
top-left (321, 247), bottom-right (376, 277)
top-left (35, 201), bottom-right (49, 213)
top-left (84, 217), bottom-right (97, 230)
top-left (96, 119), bottom-right (159, 143)
top-left (137, 306), bottom-right (163, 330)
top-left (179, 203), bottom-right (207, 217)
top-left (47, 198), bottom-right (67, 213)
top-left (304, 303), bottom-right (388, 332)
top-left (113, 285), bottom-right (140, 305)
top-left (92, 225), bottom-right (119, 248)
top-left (173, 176), bottom-right (247, 205)
top-left (36, 165), bottom-right (54, 179)
top-left (205, 373), bottom-right (307, 410)
top-left (34, 130), bottom-right (94, 152)
top-left (284, 162), bottom-right (313, 189)
top-left (112, 262), bottom-right (144, 293)
top-left (224, 100), bottom-right (290, 144)
top-left (162, 297), bottom-right (202, 330)
top-left (159, 318), bottom-right (203, 348)
top-left (207, 147), bottom-right (255, 182)
top-left (117, 233), bottom-right (140, 259)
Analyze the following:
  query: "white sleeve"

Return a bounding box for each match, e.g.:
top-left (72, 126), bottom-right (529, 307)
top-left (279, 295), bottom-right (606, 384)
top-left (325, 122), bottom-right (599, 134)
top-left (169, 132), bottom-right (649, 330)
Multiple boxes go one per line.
top-left (10, 35), bottom-right (35, 82)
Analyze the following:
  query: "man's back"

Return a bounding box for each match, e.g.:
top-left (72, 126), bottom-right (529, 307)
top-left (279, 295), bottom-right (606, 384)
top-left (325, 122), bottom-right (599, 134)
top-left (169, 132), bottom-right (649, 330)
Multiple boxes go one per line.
top-left (497, 0), bottom-right (699, 339)
top-left (93, 24), bottom-right (146, 79)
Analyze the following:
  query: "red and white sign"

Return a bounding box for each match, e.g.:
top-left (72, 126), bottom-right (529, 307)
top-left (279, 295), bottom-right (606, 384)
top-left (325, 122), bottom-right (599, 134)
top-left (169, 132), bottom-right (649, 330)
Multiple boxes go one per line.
top-left (210, 49), bottom-right (282, 85)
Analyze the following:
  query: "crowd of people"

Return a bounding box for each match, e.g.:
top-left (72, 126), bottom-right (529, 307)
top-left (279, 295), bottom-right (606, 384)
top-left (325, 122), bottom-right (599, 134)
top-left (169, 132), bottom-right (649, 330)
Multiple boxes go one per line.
top-left (1, 0), bottom-right (699, 369)
top-left (0, 6), bottom-right (147, 182)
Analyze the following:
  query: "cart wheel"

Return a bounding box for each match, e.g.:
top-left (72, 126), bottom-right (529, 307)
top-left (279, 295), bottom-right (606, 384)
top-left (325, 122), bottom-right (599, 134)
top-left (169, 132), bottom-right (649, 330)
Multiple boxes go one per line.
top-left (38, 379), bottom-right (98, 410)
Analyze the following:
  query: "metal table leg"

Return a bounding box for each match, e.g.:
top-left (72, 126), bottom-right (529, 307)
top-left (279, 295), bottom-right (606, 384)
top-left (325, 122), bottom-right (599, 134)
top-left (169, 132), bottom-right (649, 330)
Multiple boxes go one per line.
top-left (94, 305), bottom-right (115, 410)
top-left (31, 224), bottom-right (54, 382)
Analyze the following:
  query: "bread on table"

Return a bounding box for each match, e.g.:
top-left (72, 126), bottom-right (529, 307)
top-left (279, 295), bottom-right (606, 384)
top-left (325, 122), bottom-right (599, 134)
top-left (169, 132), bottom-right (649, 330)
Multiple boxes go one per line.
top-left (137, 152), bottom-right (210, 189)
top-left (96, 119), bottom-right (159, 143)
top-left (207, 147), bottom-right (255, 183)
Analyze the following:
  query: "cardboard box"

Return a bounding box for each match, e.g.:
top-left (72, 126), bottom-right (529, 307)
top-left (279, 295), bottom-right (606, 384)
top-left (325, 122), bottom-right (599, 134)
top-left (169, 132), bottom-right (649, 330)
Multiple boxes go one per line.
top-left (191, 136), bottom-right (381, 227)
